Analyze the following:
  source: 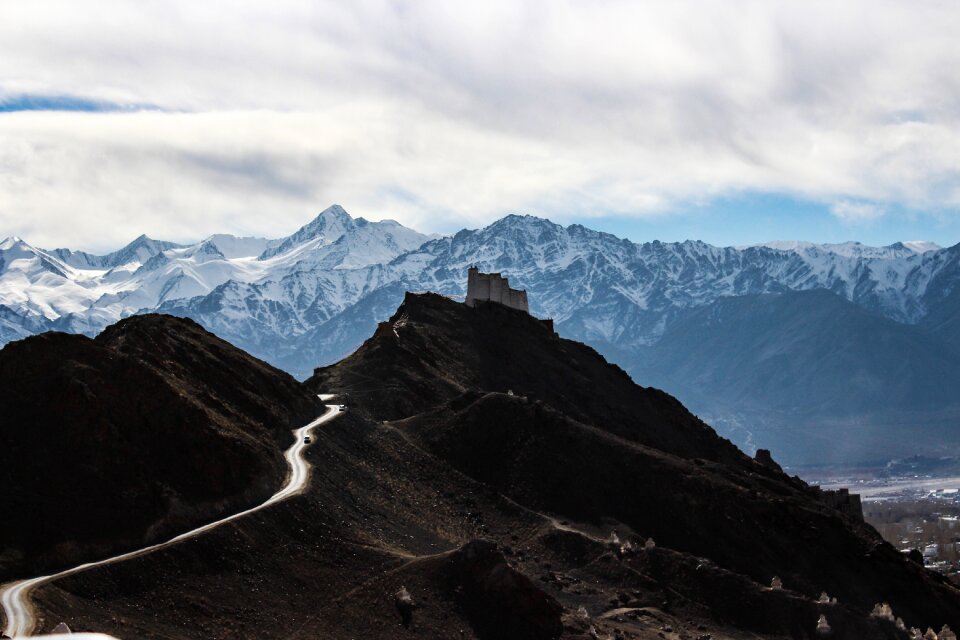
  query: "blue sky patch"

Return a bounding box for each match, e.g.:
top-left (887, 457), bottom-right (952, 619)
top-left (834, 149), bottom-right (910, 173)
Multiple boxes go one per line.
top-left (0, 94), bottom-right (153, 113)
top-left (582, 193), bottom-right (960, 249)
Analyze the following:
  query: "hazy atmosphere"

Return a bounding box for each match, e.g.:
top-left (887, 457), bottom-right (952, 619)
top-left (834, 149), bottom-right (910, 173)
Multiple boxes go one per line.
top-left (3, 0), bottom-right (960, 250)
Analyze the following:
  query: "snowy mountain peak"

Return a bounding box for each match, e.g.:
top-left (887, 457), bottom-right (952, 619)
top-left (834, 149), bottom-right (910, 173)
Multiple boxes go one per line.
top-left (0, 236), bottom-right (55, 262)
top-left (899, 241), bottom-right (942, 254)
top-left (490, 213), bottom-right (558, 229)
top-left (322, 203), bottom-right (350, 219)
top-left (256, 205), bottom-right (432, 268)
top-left (0, 236), bottom-right (27, 252)
top-left (100, 235), bottom-right (182, 269)
top-left (0, 235), bottom-right (72, 281)
top-left (125, 234), bottom-right (173, 251)
top-left (184, 239), bottom-right (227, 261)
top-left (480, 214), bottom-right (564, 243)
top-left (51, 234), bottom-right (182, 270)
top-left (1, 238), bottom-right (48, 272)
top-left (258, 204), bottom-right (357, 260)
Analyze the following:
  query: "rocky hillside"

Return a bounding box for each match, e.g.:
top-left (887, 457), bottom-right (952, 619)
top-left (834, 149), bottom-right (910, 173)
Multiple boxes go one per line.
top-left (322, 293), bottom-right (960, 637)
top-left (309, 292), bottom-right (747, 465)
top-left (0, 314), bottom-right (319, 581)
top-left (20, 294), bottom-right (960, 639)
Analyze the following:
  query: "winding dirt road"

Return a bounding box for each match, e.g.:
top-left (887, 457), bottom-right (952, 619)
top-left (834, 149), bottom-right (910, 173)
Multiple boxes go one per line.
top-left (1, 395), bottom-right (341, 637)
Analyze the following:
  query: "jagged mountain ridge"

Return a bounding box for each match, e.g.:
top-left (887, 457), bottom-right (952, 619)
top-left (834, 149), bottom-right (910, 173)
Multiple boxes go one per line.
top-left (0, 205), bottom-right (431, 346)
top-left (52, 234), bottom-right (185, 270)
top-left (3, 207), bottom-right (960, 461)
top-left (2, 208), bottom-right (953, 362)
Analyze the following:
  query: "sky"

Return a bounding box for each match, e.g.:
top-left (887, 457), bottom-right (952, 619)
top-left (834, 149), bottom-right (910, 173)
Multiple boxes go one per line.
top-left (2, 0), bottom-right (960, 252)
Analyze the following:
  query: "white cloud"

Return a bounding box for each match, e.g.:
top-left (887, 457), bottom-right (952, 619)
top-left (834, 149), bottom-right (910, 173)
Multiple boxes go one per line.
top-left (1, 0), bottom-right (960, 249)
top-left (829, 200), bottom-right (886, 222)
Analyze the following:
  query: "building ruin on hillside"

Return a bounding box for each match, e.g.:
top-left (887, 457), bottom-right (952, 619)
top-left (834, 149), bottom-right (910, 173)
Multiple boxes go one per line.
top-left (465, 266), bottom-right (529, 313)
top-left (811, 486), bottom-right (864, 521)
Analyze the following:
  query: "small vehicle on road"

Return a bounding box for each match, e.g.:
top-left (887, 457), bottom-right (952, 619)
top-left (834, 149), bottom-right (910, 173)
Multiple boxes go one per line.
top-left (338, 405), bottom-right (347, 412)
top-left (304, 435), bottom-right (311, 444)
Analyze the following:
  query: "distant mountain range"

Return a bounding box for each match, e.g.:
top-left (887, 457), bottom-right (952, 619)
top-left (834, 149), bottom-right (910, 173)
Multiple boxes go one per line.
top-left (3, 205), bottom-right (960, 463)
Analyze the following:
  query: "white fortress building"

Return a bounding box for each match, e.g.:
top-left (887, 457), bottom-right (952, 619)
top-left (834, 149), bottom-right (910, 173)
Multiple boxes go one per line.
top-left (465, 266), bottom-right (530, 313)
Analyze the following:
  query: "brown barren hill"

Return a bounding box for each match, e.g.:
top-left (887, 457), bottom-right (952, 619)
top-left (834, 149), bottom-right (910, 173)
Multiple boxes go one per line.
top-left (307, 292), bottom-right (960, 635)
top-left (309, 292), bottom-right (746, 464)
top-left (18, 296), bottom-right (960, 639)
top-left (0, 314), bottom-right (319, 581)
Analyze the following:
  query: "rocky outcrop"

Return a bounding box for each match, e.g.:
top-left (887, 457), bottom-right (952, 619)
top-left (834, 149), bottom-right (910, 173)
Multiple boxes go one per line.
top-left (755, 448), bottom-right (785, 473)
top-left (448, 540), bottom-right (563, 640)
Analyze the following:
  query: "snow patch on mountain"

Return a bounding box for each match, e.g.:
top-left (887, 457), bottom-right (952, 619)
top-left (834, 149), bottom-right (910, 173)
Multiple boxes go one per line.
top-left (754, 239), bottom-right (940, 259)
top-left (205, 234), bottom-right (277, 259)
top-left (901, 240), bottom-right (942, 254)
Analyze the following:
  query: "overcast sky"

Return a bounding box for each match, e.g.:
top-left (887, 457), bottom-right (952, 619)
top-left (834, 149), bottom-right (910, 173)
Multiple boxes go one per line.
top-left (2, 0), bottom-right (960, 252)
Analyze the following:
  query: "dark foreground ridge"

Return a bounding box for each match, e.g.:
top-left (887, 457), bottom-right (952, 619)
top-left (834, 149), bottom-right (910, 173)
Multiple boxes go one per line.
top-left (9, 296), bottom-right (960, 639)
top-left (0, 314), bottom-right (319, 581)
top-left (310, 292), bottom-right (746, 464)
top-left (310, 293), bottom-right (960, 637)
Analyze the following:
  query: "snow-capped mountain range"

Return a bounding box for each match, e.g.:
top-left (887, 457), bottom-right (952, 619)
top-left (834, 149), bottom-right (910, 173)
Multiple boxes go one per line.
top-left (4, 205), bottom-right (960, 462)
top-left (0, 206), bottom-right (430, 347)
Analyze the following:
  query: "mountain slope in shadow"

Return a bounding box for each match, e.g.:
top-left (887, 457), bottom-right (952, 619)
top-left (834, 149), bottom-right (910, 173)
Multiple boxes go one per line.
top-left (303, 293), bottom-right (960, 636)
top-left (0, 314), bottom-right (319, 581)
top-left (628, 289), bottom-right (960, 462)
top-left (17, 295), bottom-right (960, 639)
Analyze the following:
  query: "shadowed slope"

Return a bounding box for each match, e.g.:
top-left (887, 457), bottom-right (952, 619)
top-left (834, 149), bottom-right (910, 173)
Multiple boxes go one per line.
top-left (309, 293), bottom-right (960, 634)
top-left (309, 292), bottom-right (745, 465)
top-left (398, 391), bottom-right (960, 629)
top-left (0, 315), bottom-right (319, 581)
top-left (18, 296), bottom-right (960, 639)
